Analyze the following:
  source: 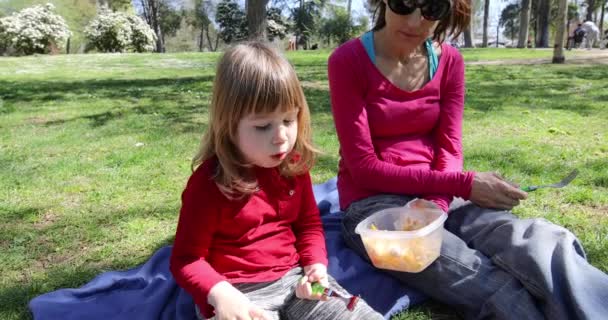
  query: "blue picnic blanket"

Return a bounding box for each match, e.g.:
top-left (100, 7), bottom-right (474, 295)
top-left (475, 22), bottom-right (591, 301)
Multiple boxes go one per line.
top-left (29, 178), bottom-right (426, 319)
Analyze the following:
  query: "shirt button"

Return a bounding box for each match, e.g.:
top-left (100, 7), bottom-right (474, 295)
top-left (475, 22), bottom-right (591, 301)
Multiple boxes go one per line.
top-left (288, 190), bottom-right (295, 196)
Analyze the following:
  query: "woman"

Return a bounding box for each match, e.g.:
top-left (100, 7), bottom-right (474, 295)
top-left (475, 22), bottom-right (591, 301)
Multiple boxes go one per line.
top-left (327, 0), bottom-right (608, 319)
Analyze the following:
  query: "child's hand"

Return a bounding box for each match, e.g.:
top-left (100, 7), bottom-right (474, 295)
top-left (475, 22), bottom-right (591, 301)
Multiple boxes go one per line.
top-left (208, 281), bottom-right (271, 320)
top-left (295, 263), bottom-right (330, 301)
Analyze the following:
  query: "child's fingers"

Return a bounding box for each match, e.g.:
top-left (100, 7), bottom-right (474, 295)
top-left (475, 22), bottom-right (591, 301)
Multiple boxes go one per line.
top-left (318, 277), bottom-right (330, 288)
top-left (305, 268), bottom-right (326, 283)
top-left (295, 276), bottom-right (312, 299)
top-left (249, 306), bottom-right (271, 320)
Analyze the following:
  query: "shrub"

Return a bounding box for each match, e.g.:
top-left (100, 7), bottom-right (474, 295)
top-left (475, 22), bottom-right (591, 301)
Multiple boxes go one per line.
top-left (84, 7), bottom-right (156, 53)
top-left (0, 3), bottom-right (71, 55)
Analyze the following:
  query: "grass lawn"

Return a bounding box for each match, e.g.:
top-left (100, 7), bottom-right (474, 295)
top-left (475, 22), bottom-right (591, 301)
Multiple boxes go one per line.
top-left (1, 49), bottom-right (607, 320)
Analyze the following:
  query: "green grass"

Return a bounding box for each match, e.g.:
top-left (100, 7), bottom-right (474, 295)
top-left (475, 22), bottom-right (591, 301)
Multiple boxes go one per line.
top-left (1, 49), bottom-right (607, 320)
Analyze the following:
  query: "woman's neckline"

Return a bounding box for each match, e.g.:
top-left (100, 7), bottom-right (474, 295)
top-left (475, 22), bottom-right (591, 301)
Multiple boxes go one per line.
top-left (357, 33), bottom-right (447, 94)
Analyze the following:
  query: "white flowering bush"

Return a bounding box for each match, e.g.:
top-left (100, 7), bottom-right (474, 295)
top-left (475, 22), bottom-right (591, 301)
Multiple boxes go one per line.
top-left (84, 8), bottom-right (156, 53)
top-left (0, 3), bottom-right (71, 55)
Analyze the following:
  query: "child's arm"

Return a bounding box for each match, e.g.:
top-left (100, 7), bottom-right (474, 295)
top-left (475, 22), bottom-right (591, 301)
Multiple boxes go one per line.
top-left (292, 173), bottom-right (328, 267)
top-left (169, 170), bottom-right (226, 314)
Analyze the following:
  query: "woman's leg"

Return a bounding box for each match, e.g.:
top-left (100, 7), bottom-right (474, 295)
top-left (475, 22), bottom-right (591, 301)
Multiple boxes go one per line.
top-left (446, 202), bottom-right (608, 320)
top-left (341, 194), bottom-right (544, 320)
top-left (281, 274), bottom-right (384, 320)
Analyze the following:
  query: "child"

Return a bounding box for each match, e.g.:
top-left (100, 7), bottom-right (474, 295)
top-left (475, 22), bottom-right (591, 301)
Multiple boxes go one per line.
top-left (170, 42), bottom-right (383, 320)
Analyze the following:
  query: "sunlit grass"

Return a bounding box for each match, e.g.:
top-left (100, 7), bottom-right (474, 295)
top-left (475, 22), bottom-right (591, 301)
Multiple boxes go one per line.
top-left (1, 49), bottom-right (607, 320)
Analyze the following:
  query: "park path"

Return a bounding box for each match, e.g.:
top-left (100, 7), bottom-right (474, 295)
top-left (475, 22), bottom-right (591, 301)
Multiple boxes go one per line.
top-left (469, 49), bottom-right (608, 65)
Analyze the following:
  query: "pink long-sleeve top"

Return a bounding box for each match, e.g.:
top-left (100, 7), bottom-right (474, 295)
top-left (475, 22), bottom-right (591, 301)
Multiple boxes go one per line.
top-left (328, 38), bottom-right (475, 212)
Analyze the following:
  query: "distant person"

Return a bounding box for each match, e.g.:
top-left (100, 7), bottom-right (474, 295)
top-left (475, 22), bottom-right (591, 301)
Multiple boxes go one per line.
top-left (581, 21), bottom-right (600, 49)
top-left (287, 36), bottom-right (296, 51)
top-left (572, 24), bottom-right (586, 49)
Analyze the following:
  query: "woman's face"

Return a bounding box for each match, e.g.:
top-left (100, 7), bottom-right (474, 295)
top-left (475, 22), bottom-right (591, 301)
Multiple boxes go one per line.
top-left (383, 0), bottom-right (439, 45)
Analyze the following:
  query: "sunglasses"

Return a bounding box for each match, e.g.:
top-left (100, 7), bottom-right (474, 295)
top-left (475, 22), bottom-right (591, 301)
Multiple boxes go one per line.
top-left (386, 0), bottom-right (451, 21)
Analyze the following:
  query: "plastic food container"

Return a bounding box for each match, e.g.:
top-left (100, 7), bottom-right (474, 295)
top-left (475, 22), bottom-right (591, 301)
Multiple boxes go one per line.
top-left (355, 200), bottom-right (447, 273)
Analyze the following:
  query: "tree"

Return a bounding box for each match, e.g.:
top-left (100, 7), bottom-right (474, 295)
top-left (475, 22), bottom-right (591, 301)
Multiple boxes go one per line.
top-left (552, 0), bottom-right (568, 63)
top-left (482, 0), bottom-right (489, 47)
top-left (346, 0), bottom-right (352, 27)
top-left (110, 0), bottom-right (132, 11)
top-left (0, 3), bottom-right (71, 55)
top-left (247, 0), bottom-right (269, 40)
top-left (84, 7), bottom-right (156, 52)
top-left (517, 0), bottom-right (531, 48)
top-left (139, 0), bottom-right (164, 52)
top-left (536, 0), bottom-right (551, 47)
top-left (585, 0), bottom-right (598, 21)
top-left (158, 1), bottom-right (181, 46)
top-left (566, 3), bottom-right (580, 39)
top-left (319, 5), bottom-right (365, 45)
top-left (463, 27), bottom-right (473, 47)
top-left (216, 0), bottom-right (247, 43)
top-left (599, 0), bottom-right (606, 34)
top-left (187, 0), bottom-right (219, 51)
top-left (291, 0), bottom-right (325, 49)
top-left (500, 3), bottom-right (520, 43)
top-left (266, 7), bottom-right (288, 41)
top-left (216, 0), bottom-right (287, 44)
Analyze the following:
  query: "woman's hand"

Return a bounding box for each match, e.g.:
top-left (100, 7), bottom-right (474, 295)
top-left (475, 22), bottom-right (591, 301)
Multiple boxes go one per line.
top-left (208, 281), bottom-right (270, 320)
top-left (469, 172), bottom-right (527, 210)
top-left (295, 263), bottom-right (330, 301)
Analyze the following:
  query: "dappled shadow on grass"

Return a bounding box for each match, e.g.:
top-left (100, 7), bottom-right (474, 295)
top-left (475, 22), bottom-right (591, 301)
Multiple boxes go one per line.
top-left (465, 147), bottom-right (576, 179)
top-left (0, 207), bottom-right (42, 221)
top-left (0, 237), bottom-right (174, 320)
top-left (0, 76), bottom-right (214, 134)
top-left (466, 65), bottom-right (607, 116)
top-left (1, 202), bottom-right (180, 318)
top-left (303, 87), bottom-right (331, 115)
top-left (0, 76), bottom-right (214, 103)
top-left (583, 158), bottom-right (608, 188)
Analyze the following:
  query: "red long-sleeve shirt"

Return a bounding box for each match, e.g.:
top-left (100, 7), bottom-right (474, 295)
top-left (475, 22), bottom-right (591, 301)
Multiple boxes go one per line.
top-left (170, 158), bottom-right (328, 318)
top-left (328, 38), bottom-right (475, 212)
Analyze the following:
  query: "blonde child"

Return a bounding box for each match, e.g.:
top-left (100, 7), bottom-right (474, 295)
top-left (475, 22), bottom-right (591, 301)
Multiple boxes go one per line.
top-left (170, 42), bottom-right (383, 320)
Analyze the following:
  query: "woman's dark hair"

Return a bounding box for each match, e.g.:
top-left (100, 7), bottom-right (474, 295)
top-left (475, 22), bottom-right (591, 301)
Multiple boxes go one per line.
top-left (370, 0), bottom-right (471, 43)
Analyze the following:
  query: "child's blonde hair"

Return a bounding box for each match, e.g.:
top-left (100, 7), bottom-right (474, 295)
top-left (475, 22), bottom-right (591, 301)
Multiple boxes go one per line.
top-left (193, 41), bottom-right (316, 196)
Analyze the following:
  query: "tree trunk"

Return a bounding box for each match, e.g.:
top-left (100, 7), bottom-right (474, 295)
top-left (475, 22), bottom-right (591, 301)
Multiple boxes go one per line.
top-left (586, 0), bottom-right (596, 21)
top-left (600, 0), bottom-right (606, 35)
top-left (536, 0), bottom-right (551, 47)
top-left (152, 0), bottom-right (164, 52)
top-left (205, 25), bottom-right (218, 52)
top-left (482, 0), bottom-right (489, 47)
top-left (518, 0), bottom-right (531, 48)
top-left (198, 28), bottom-right (204, 52)
top-left (347, 0), bottom-right (352, 24)
top-left (464, 27), bottom-right (473, 47)
top-left (141, 0), bottom-right (164, 53)
top-left (553, 0), bottom-right (568, 63)
top-left (246, 0), bottom-right (269, 40)
top-left (495, 22), bottom-right (499, 47)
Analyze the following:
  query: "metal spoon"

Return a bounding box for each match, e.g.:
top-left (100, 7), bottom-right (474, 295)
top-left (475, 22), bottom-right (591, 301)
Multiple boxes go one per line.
top-left (522, 169), bottom-right (579, 192)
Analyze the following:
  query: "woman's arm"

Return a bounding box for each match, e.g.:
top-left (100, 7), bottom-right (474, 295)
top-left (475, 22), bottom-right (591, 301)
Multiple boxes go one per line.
top-left (425, 48), bottom-right (468, 211)
top-left (328, 48), bottom-right (473, 199)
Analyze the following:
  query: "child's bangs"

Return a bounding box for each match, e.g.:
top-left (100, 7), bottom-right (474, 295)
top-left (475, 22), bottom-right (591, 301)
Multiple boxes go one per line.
top-left (247, 64), bottom-right (302, 116)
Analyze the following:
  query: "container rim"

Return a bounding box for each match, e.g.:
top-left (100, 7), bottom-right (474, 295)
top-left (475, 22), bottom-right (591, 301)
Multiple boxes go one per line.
top-left (354, 207), bottom-right (448, 239)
